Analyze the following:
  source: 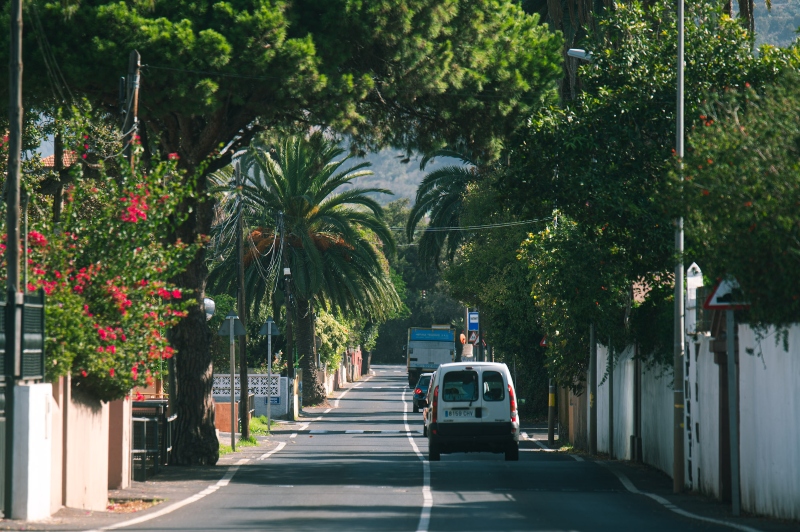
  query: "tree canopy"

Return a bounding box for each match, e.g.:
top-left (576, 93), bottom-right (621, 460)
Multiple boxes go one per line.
top-left (1, 0), bottom-right (565, 464)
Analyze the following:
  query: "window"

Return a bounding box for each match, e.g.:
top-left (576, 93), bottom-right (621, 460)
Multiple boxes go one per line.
top-left (417, 375), bottom-right (431, 389)
top-left (482, 371), bottom-right (505, 401)
top-left (442, 370), bottom-right (479, 402)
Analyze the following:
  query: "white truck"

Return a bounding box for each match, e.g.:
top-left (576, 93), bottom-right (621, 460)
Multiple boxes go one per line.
top-left (406, 326), bottom-right (455, 387)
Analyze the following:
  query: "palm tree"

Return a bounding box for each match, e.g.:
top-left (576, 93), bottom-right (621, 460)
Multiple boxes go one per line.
top-left (406, 148), bottom-right (482, 268)
top-left (209, 133), bottom-right (401, 405)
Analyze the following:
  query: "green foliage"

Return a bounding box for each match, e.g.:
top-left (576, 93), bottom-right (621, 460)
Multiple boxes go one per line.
top-left (497, 0), bottom-right (798, 384)
top-left (676, 71), bottom-right (800, 325)
top-left (406, 148), bottom-right (482, 268)
top-left (439, 180), bottom-right (551, 412)
top-left (7, 152), bottom-right (199, 402)
top-left (315, 310), bottom-right (351, 369)
top-left (5, 0), bottom-right (564, 164)
top-left (373, 199), bottom-right (464, 363)
top-left (208, 132), bottom-right (402, 322)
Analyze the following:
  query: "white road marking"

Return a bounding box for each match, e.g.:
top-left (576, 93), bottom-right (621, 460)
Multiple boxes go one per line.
top-left (570, 454), bottom-right (584, 461)
top-left (403, 389), bottom-right (431, 532)
top-left (599, 463), bottom-right (762, 532)
top-left (324, 408), bottom-right (332, 414)
top-left (258, 442), bottom-right (286, 460)
top-left (345, 430), bottom-right (364, 434)
top-left (290, 433), bottom-right (297, 439)
top-left (332, 376), bottom-right (371, 408)
top-left (90, 444), bottom-right (287, 531)
top-left (309, 430), bottom-right (328, 434)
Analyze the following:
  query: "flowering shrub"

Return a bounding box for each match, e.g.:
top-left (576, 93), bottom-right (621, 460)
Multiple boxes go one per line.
top-left (6, 157), bottom-right (200, 402)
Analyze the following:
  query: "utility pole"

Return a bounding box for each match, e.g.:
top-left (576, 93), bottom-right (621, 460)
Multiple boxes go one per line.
top-left (122, 50), bottom-right (141, 173)
top-left (588, 323), bottom-right (597, 455)
top-left (279, 212), bottom-right (295, 420)
top-left (5, 0), bottom-right (24, 516)
top-left (53, 131), bottom-right (64, 224)
top-left (236, 160), bottom-right (249, 439)
top-left (673, 0), bottom-right (686, 493)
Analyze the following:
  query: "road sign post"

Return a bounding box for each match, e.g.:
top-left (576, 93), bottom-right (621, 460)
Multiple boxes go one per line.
top-left (218, 310), bottom-right (246, 450)
top-left (704, 277), bottom-right (749, 516)
top-left (259, 317), bottom-right (281, 434)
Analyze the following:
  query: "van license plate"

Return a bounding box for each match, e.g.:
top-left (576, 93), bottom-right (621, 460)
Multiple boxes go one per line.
top-left (445, 410), bottom-right (473, 418)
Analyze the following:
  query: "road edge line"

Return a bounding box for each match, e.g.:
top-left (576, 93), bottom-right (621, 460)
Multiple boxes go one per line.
top-left (402, 389), bottom-right (431, 532)
top-left (90, 441), bottom-right (288, 531)
top-left (599, 462), bottom-right (762, 532)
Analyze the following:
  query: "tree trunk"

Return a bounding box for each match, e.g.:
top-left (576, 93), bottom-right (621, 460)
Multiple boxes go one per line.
top-left (296, 298), bottom-right (327, 406)
top-left (169, 253), bottom-right (219, 465)
top-left (169, 173), bottom-right (219, 465)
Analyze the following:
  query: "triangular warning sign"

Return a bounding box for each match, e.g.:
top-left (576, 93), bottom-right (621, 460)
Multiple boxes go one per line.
top-left (704, 277), bottom-right (750, 310)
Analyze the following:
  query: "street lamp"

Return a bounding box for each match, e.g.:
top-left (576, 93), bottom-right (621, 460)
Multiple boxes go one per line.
top-left (567, 48), bottom-right (593, 61)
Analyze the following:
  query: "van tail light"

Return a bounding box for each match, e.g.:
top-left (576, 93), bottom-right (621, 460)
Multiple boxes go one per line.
top-left (509, 384), bottom-right (517, 423)
top-left (432, 385), bottom-right (439, 423)
top-left (414, 388), bottom-right (422, 395)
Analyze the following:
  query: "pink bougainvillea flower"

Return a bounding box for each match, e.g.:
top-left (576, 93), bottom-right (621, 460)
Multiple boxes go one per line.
top-left (135, 391), bottom-right (144, 401)
top-left (171, 289), bottom-right (182, 299)
top-left (98, 328), bottom-right (108, 340)
top-left (109, 368), bottom-right (115, 377)
top-left (28, 231), bottom-right (48, 247)
top-left (168, 153), bottom-right (179, 160)
top-left (81, 370), bottom-right (88, 378)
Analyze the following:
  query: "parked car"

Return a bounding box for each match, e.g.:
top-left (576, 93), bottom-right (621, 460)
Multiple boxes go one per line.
top-left (421, 362), bottom-right (519, 461)
top-left (412, 373), bottom-right (433, 413)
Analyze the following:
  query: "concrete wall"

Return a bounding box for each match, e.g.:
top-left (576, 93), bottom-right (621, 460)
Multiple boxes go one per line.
top-left (738, 324), bottom-right (800, 521)
top-left (107, 398), bottom-right (131, 490)
top-left (639, 363), bottom-right (674, 477)
top-left (213, 375), bottom-right (289, 419)
top-left (694, 336), bottom-right (720, 499)
top-left (12, 383), bottom-right (53, 520)
top-left (596, 345), bottom-right (635, 460)
top-left (574, 319), bottom-right (800, 522)
top-left (63, 387), bottom-right (109, 511)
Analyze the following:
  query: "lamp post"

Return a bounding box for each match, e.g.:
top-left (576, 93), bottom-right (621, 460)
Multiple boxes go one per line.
top-left (673, 0), bottom-right (687, 494)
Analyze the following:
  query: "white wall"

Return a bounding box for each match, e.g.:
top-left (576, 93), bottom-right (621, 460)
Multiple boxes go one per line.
top-left (596, 345), bottom-right (634, 460)
top-left (640, 363), bottom-right (674, 477)
top-left (738, 324), bottom-right (800, 521)
top-left (12, 383), bottom-right (53, 520)
top-left (694, 335), bottom-right (720, 498)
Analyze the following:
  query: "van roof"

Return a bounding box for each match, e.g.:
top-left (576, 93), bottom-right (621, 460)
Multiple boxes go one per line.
top-left (439, 361), bottom-right (507, 369)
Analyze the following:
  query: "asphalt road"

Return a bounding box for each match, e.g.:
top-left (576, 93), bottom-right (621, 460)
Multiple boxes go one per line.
top-left (115, 365), bottom-right (737, 532)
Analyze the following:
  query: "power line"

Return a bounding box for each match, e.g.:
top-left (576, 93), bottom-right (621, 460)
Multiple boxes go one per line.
top-left (391, 217), bottom-right (552, 233)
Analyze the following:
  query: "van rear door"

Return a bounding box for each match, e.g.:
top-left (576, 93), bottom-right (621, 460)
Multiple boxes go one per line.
top-left (439, 368), bottom-right (481, 422)
top-left (478, 368), bottom-right (509, 423)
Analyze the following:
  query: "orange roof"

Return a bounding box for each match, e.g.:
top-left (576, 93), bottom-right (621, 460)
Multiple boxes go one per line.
top-left (42, 151), bottom-right (79, 168)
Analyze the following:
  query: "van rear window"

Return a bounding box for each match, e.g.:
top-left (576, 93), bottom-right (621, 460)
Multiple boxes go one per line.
top-left (482, 371), bottom-right (505, 401)
top-left (442, 371), bottom-right (479, 402)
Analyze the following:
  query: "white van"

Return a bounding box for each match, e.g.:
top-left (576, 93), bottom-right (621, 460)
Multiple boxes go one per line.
top-left (421, 362), bottom-right (519, 461)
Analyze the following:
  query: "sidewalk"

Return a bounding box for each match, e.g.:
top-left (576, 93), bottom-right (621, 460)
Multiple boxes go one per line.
top-left (0, 433), bottom-right (282, 532)
top-left (520, 422), bottom-right (799, 532)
